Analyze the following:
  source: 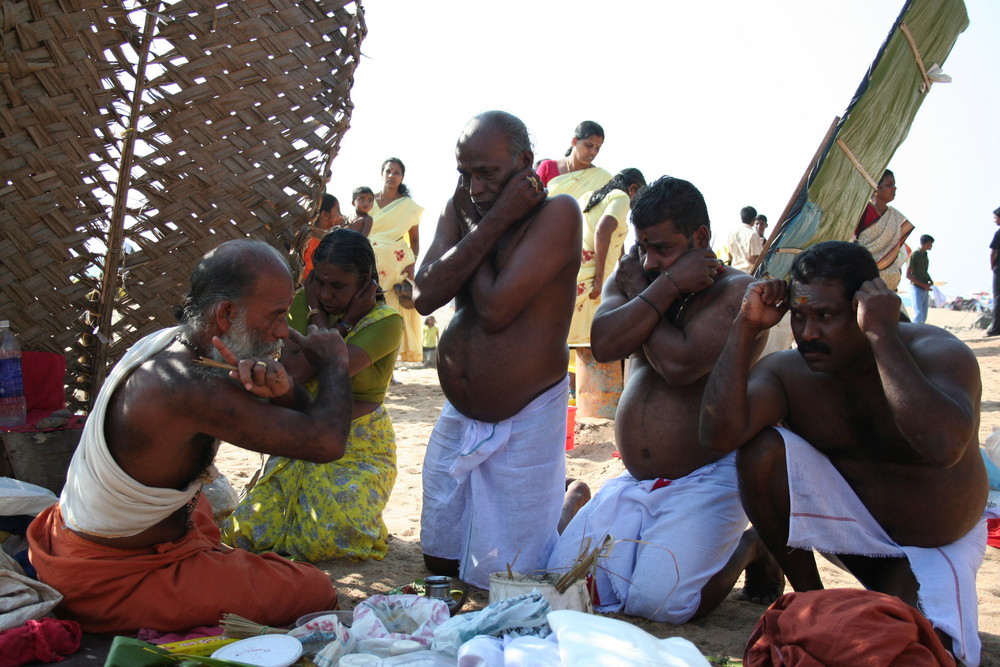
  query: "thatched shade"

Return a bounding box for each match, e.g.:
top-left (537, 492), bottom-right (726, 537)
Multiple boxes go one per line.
top-left (0, 0), bottom-right (366, 410)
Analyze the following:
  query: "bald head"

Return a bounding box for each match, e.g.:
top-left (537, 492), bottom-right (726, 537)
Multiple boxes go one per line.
top-left (455, 112), bottom-right (536, 216)
top-left (457, 110), bottom-right (532, 160)
top-left (177, 239), bottom-right (290, 331)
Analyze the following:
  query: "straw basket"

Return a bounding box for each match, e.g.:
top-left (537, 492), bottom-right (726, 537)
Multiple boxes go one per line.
top-left (488, 572), bottom-right (592, 613)
top-left (0, 0), bottom-right (366, 411)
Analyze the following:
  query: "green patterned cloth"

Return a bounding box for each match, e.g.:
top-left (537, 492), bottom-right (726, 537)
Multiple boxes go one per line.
top-left (221, 300), bottom-right (402, 562)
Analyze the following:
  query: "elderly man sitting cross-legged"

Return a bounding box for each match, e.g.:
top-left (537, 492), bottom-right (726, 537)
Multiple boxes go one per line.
top-left (28, 240), bottom-right (353, 634)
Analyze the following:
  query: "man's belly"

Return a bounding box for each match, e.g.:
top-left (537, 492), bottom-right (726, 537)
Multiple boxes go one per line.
top-left (615, 364), bottom-right (722, 480)
top-left (438, 327), bottom-right (568, 423)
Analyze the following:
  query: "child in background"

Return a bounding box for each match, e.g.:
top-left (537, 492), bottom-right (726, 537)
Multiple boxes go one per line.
top-left (303, 194), bottom-right (342, 277)
top-left (345, 186), bottom-right (375, 237)
top-left (422, 316), bottom-right (439, 368)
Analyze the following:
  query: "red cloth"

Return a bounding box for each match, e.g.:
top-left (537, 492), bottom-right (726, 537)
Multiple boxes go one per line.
top-left (855, 201), bottom-right (882, 237)
top-left (535, 159), bottom-right (560, 186)
top-left (745, 588), bottom-right (956, 666)
top-left (987, 518), bottom-right (1000, 549)
top-left (21, 352), bottom-right (65, 415)
top-left (3, 351), bottom-right (83, 432)
top-left (302, 236), bottom-right (321, 277)
top-left (28, 495), bottom-right (337, 634)
top-left (0, 618), bottom-right (81, 665)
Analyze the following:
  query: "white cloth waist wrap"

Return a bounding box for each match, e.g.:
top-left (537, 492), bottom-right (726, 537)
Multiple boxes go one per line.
top-left (779, 427), bottom-right (985, 667)
top-left (60, 326), bottom-right (202, 538)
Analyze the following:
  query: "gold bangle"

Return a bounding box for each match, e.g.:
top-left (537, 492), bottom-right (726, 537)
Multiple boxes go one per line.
top-left (307, 307), bottom-right (322, 318)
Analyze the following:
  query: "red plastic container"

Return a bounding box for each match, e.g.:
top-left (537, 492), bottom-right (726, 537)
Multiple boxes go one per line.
top-left (565, 405), bottom-right (577, 450)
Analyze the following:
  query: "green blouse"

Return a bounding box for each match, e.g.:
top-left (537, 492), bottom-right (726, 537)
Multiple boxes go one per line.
top-left (288, 290), bottom-right (402, 404)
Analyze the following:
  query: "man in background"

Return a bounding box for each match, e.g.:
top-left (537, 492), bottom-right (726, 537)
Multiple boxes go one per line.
top-left (906, 234), bottom-right (934, 324)
top-left (754, 214), bottom-right (768, 243)
top-left (987, 207), bottom-right (1000, 336)
top-left (725, 205), bottom-right (763, 273)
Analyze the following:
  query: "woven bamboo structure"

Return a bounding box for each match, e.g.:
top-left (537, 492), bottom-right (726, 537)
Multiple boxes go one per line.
top-left (0, 0), bottom-right (366, 411)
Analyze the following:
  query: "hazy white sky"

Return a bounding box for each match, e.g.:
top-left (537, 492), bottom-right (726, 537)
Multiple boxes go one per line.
top-left (327, 0), bottom-right (999, 298)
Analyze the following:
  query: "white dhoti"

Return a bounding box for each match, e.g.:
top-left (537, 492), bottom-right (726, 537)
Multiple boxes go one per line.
top-left (779, 427), bottom-right (985, 667)
top-left (547, 453), bottom-right (747, 623)
top-left (421, 379), bottom-right (568, 589)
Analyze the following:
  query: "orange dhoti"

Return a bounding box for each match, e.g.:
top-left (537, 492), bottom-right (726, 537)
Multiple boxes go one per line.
top-left (27, 495), bottom-right (337, 634)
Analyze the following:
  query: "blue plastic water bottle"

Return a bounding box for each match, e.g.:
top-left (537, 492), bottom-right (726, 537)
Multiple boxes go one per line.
top-left (0, 320), bottom-right (26, 428)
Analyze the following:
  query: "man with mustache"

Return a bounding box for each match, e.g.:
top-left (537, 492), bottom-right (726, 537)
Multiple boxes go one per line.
top-left (701, 240), bottom-right (988, 665)
top-left (413, 110), bottom-right (581, 589)
top-left (548, 176), bottom-right (779, 623)
top-left (28, 240), bottom-right (353, 633)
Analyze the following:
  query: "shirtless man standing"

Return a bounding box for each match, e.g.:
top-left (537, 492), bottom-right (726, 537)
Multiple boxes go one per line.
top-left (701, 240), bottom-right (988, 665)
top-left (548, 176), bottom-right (779, 623)
top-left (413, 111), bottom-right (580, 589)
top-left (29, 240), bottom-right (353, 633)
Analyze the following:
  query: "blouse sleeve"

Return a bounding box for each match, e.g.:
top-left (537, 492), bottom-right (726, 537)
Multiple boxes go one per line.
top-left (349, 313), bottom-right (403, 363)
top-left (536, 160), bottom-right (560, 186)
top-left (602, 191), bottom-right (631, 225)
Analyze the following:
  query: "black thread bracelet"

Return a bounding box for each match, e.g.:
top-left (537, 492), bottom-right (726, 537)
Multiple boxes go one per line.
top-left (636, 293), bottom-right (660, 315)
top-left (663, 270), bottom-right (682, 294)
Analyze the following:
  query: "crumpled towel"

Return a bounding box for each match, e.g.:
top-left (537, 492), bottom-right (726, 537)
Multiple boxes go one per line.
top-left (0, 618), bottom-right (81, 665)
top-left (744, 589), bottom-right (956, 666)
top-left (0, 568), bottom-right (62, 632)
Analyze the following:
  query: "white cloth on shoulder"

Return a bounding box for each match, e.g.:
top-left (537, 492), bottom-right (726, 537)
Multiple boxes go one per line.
top-left (421, 378), bottom-right (568, 589)
top-left (547, 453), bottom-right (747, 623)
top-left (779, 426), bottom-right (985, 667)
top-left (61, 326), bottom-right (203, 537)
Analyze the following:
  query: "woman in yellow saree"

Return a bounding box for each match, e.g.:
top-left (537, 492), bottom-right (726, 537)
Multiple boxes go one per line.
top-left (370, 157), bottom-right (424, 363)
top-left (535, 121), bottom-right (613, 201)
top-left (222, 229), bottom-right (403, 561)
top-left (567, 168), bottom-right (646, 347)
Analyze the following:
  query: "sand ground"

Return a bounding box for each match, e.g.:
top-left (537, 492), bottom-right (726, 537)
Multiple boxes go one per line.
top-left (209, 306), bottom-right (1000, 664)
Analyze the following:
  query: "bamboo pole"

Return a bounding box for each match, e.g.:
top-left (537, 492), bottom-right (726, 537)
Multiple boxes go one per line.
top-left (752, 116), bottom-right (841, 276)
top-left (90, 5), bottom-right (160, 401)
